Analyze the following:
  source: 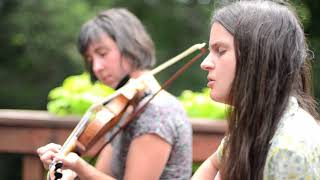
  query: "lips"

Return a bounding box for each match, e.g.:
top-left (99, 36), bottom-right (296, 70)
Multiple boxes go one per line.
top-left (206, 76), bottom-right (215, 88)
top-left (207, 80), bottom-right (215, 88)
top-left (103, 76), bottom-right (113, 83)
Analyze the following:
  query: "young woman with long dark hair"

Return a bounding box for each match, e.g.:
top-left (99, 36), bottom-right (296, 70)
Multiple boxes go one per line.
top-left (192, 1), bottom-right (320, 179)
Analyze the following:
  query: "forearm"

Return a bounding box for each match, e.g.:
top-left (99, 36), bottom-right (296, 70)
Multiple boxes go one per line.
top-left (191, 153), bottom-right (219, 180)
top-left (74, 158), bottom-right (116, 180)
top-left (95, 144), bottom-right (113, 175)
top-left (192, 160), bottom-right (218, 179)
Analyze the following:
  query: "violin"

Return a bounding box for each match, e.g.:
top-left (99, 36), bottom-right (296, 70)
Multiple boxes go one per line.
top-left (48, 43), bottom-right (207, 180)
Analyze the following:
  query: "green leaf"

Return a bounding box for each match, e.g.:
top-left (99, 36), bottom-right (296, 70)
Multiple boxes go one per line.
top-left (47, 73), bottom-right (114, 116)
top-left (179, 88), bottom-right (228, 120)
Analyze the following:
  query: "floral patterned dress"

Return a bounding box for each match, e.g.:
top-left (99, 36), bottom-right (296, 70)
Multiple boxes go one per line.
top-left (217, 97), bottom-right (320, 179)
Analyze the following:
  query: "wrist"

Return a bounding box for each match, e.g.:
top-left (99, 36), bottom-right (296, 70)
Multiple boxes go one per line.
top-left (73, 158), bottom-right (92, 179)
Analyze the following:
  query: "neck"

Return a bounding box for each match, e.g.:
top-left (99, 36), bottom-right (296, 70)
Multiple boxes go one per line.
top-left (129, 70), bottom-right (149, 79)
top-left (115, 70), bottom-right (150, 90)
top-left (131, 70), bottom-right (161, 93)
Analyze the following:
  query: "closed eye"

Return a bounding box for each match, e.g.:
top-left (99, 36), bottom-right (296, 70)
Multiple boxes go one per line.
top-left (212, 47), bottom-right (227, 56)
top-left (209, 42), bottom-right (228, 57)
top-left (96, 47), bottom-right (110, 58)
top-left (217, 48), bottom-right (226, 56)
top-left (99, 52), bottom-right (107, 57)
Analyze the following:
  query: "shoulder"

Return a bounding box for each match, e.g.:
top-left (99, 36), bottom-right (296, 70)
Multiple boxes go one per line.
top-left (271, 106), bottom-right (320, 152)
top-left (150, 91), bottom-right (185, 111)
top-left (128, 91), bottom-right (191, 144)
top-left (270, 97), bottom-right (320, 151)
top-left (139, 90), bottom-right (188, 122)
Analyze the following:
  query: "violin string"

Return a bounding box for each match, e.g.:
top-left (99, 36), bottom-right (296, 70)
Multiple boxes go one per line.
top-left (151, 43), bottom-right (206, 75)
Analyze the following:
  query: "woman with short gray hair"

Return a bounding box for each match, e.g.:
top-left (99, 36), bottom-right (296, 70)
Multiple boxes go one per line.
top-left (37, 8), bottom-right (192, 180)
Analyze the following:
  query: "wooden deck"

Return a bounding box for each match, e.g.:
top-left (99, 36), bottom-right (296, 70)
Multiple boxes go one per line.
top-left (0, 109), bottom-right (226, 180)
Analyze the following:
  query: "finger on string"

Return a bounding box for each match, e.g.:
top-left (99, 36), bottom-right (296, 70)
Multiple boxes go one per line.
top-left (54, 153), bottom-right (80, 170)
top-left (37, 143), bottom-right (62, 155)
top-left (40, 151), bottom-right (57, 169)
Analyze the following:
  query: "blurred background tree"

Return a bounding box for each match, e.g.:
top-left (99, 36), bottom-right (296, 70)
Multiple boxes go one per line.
top-left (0, 0), bottom-right (111, 109)
top-left (0, 0), bottom-right (319, 179)
top-left (0, 0), bottom-right (318, 111)
top-left (0, 0), bottom-right (212, 111)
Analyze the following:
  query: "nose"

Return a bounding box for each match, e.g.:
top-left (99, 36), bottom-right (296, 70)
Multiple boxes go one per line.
top-left (200, 53), bottom-right (214, 71)
top-left (92, 57), bottom-right (104, 73)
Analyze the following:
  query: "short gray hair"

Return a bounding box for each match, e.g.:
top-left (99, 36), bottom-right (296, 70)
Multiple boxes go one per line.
top-left (77, 8), bottom-right (156, 80)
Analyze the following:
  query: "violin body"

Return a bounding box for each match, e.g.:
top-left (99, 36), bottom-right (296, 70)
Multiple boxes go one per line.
top-left (76, 85), bottom-right (144, 153)
top-left (49, 78), bottom-right (147, 180)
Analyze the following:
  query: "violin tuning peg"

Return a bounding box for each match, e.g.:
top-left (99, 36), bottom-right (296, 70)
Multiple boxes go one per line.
top-left (54, 171), bottom-right (63, 180)
top-left (54, 161), bottom-right (63, 170)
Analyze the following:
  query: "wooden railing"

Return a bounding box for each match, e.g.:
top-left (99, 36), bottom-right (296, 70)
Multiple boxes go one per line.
top-left (0, 109), bottom-right (226, 180)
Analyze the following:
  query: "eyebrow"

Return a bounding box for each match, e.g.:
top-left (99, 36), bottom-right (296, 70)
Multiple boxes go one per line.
top-left (209, 41), bottom-right (230, 50)
top-left (209, 42), bottom-right (230, 52)
top-left (96, 47), bottom-right (110, 52)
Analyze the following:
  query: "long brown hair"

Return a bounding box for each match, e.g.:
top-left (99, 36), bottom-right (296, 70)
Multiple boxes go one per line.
top-left (212, 1), bottom-right (318, 179)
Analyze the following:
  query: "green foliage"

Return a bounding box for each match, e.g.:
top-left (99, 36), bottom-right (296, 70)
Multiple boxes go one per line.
top-left (0, 0), bottom-right (111, 109)
top-left (47, 73), bottom-right (114, 116)
top-left (192, 162), bottom-right (202, 174)
top-left (0, 0), bottom-right (318, 112)
top-left (47, 73), bottom-right (227, 120)
top-left (179, 88), bottom-right (228, 119)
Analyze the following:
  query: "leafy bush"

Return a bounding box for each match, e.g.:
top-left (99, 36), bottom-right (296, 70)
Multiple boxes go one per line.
top-left (47, 73), bottom-right (228, 120)
top-left (47, 73), bottom-right (114, 115)
top-left (179, 88), bottom-right (228, 120)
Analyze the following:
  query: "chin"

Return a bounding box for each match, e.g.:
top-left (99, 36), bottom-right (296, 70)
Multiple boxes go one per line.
top-left (102, 80), bottom-right (115, 89)
top-left (210, 93), bottom-right (225, 104)
top-left (209, 93), bottom-right (218, 101)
